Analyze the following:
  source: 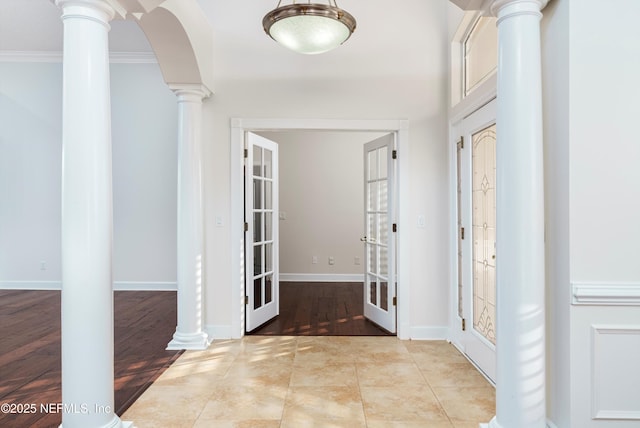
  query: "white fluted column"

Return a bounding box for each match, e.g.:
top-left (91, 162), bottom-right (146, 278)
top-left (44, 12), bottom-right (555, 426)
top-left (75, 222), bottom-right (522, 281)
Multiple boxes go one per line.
top-left (488, 1), bottom-right (548, 428)
top-left (167, 84), bottom-right (211, 350)
top-left (56, 1), bottom-right (124, 427)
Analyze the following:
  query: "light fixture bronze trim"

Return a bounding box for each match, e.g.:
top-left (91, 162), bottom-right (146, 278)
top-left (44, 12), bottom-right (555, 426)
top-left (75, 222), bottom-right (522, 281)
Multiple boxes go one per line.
top-left (262, 2), bottom-right (357, 45)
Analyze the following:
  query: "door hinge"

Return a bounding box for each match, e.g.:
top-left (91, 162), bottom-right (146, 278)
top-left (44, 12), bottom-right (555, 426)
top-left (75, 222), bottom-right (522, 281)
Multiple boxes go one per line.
top-left (392, 150), bottom-right (397, 159)
top-left (245, 295), bottom-right (249, 305)
top-left (392, 223), bottom-right (397, 233)
top-left (244, 148), bottom-right (248, 158)
top-left (457, 136), bottom-right (464, 150)
top-left (393, 296), bottom-right (397, 306)
top-left (460, 227), bottom-right (465, 240)
top-left (462, 318), bottom-right (466, 331)
top-left (244, 222), bottom-right (249, 232)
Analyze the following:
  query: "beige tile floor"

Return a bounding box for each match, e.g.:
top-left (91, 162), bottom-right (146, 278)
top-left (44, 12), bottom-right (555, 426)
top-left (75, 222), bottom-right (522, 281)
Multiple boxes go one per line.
top-left (122, 336), bottom-right (495, 428)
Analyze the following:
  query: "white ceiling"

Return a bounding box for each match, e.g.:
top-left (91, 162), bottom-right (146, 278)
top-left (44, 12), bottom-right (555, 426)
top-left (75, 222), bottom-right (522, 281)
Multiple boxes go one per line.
top-left (0, 0), bottom-right (461, 80)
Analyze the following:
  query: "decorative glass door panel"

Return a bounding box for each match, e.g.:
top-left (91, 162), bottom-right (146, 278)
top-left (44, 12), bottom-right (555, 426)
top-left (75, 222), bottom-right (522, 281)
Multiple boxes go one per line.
top-left (472, 124), bottom-right (496, 345)
top-left (453, 98), bottom-right (496, 382)
top-left (245, 133), bottom-right (279, 332)
top-left (363, 134), bottom-right (396, 333)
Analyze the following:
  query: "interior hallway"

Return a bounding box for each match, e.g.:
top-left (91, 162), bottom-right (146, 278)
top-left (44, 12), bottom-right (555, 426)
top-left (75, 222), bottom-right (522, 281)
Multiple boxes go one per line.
top-left (249, 282), bottom-right (393, 336)
top-left (122, 336), bottom-right (495, 427)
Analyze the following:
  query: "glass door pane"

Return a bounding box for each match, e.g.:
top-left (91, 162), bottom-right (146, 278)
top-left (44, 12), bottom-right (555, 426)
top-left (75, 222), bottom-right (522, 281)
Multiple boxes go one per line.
top-left (472, 124), bottom-right (497, 345)
top-left (252, 146), bottom-right (275, 311)
top-left (362, 134), bottom-right (396, 333)
top-left (246, 133), bottom-right (279, 332)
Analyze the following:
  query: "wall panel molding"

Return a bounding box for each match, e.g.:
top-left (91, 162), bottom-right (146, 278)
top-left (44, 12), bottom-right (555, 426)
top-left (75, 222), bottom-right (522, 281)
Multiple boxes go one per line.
top-left (591, 325), bottom-right (640, 420)
top-left (572, 282), bottom-right (640, 306)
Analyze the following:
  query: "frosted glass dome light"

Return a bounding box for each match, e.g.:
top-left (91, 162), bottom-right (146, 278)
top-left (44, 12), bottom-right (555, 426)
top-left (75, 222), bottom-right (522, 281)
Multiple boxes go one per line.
top-left (263, 2), bottom-right (356, 55)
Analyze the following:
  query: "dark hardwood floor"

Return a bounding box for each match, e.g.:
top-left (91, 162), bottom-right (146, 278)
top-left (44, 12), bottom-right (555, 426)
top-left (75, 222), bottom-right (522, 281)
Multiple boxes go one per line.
top-left (249, 282), bottom-right (394, 336)
top-left (0, 290), bottom-right (181, 428)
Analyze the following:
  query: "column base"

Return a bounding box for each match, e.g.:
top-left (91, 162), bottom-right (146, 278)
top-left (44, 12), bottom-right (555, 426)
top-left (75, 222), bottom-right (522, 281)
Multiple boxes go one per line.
top-left (483, 416), bottom-right (500, 428)
top-left (166, 330), bottom-right (211, 350)
top-left (59, 415), bottom-right (130, 428)
top-left (482, 416), bottom-right (552, 428)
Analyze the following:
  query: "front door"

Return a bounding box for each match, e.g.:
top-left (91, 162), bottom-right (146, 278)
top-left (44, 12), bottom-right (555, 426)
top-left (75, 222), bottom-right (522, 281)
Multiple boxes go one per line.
top-left (245, 132), bottom-right (279, 332)
top-left (362, 134), bottom-right (396, 333)
top-left (455, 99), bottom-right (497, 381)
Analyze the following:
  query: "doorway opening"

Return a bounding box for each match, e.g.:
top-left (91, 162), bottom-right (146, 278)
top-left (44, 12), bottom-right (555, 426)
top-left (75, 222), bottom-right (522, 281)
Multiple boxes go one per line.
top-left (230, 119), bottom-right (410, 340)
top-left (248, 131), bottom-right (396, 336)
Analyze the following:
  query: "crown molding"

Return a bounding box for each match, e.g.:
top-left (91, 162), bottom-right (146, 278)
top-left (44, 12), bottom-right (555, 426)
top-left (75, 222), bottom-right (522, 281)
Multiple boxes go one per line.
top-left (0, 50), bottom-right (157, 64)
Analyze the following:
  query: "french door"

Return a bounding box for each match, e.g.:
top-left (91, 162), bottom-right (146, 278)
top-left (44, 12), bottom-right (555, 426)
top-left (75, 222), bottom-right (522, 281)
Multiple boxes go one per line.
top-left (362, 134), bottom-right (396, 333)
top-left (455, 99), bottom-right (497, 381)
top-left (245, 132), bottom-right (279, 332)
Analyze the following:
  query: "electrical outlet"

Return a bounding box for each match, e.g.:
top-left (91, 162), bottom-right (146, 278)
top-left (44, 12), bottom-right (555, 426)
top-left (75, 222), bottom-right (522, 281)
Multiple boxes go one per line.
top-left (40, 261), bottom-right (47, 271)
top-left (328, 256), bottom-right (335, 265)
top-left (312, 256), bottom-right (318, 264)
top-left (354, 257), bottom-right (361, 265)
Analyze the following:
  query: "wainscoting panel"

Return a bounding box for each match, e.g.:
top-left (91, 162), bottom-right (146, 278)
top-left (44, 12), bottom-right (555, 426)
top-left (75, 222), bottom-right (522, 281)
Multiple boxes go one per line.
top-left (571, 303), bottom-right (640, 427)
top-left (591, 325), bottom-right (640, 420)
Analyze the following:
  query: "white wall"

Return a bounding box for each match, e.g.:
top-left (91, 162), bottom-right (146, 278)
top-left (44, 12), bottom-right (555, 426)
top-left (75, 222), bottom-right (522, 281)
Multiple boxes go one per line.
top-left (0, 62), bottom-right (178, 287)
top-left (260, 131), bottom-right (385, 280)
top-left (0, 62), bottom-right (62, 283)
top-left (201, 0), bottom-right (451, 337)
top-left (568, 0), bottom-right (640, 426)
top-left (110, 64), bottom-right (178, 284)
top-left (543, 0), bottom-right (640, 426)
top-left (541, 0), bottom-right (571, 425)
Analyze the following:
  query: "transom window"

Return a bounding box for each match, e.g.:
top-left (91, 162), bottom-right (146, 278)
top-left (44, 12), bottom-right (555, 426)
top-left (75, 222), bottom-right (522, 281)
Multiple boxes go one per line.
top-left (463, 16), bottom-right (497, 97)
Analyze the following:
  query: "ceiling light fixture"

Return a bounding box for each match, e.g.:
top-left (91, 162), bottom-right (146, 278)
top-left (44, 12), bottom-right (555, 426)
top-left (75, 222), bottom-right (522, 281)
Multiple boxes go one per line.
top-left (262, 1), bottom-right (357, 55)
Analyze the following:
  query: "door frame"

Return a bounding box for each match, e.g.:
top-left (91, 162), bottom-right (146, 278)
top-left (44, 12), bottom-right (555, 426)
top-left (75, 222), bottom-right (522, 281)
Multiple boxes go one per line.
top-left (230, 118), bottom-right (410, 339)
top-left (451, 100), bottom-right (497, 382)
top-left (448, 73), bottom-right (497, 373)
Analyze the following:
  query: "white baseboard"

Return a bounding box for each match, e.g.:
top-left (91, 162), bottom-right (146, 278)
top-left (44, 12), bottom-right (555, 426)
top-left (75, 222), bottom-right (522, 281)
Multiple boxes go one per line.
top-left (280, 273), bottom-right (364, 283)
top-left (409, 326), bottom-right (449, 340)
top-left (205, 324), bottom-right (234, 340)
top-left (114, 282), bottom-right (177, 291)
top-left (0, 281), bottom-right (61, 290)
top-left (0, 281), bottom-right (177, 291)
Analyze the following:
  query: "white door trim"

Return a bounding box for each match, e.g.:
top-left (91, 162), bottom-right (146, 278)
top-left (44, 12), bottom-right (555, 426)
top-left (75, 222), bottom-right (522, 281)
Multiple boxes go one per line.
top-left (449, 99), bottom-right (497, 382)
top-left (230, 118), bottom-right (410, 339)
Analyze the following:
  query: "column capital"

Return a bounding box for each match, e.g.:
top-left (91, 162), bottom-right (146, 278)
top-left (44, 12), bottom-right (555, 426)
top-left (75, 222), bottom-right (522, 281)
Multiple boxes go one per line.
top-left (54, 0), bottom-right (127, 21)
top-left (169, 83), bottom-right (213, 102)
top-left (488, 0), bottom-right (549, 17)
